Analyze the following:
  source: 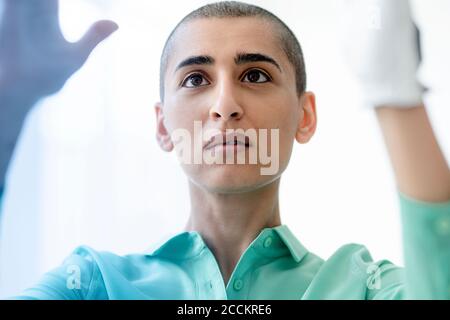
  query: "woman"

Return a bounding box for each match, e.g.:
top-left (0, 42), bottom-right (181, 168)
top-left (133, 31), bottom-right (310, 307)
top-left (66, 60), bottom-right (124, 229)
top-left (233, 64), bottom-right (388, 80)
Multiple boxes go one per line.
top-left (0, 1), bottom-right (449, 299)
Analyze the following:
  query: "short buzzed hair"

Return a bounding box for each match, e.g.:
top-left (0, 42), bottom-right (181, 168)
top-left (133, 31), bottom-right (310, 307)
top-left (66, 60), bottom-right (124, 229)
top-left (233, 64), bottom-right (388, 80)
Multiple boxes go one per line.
top-left (159, 1), bottom-right (307, 102)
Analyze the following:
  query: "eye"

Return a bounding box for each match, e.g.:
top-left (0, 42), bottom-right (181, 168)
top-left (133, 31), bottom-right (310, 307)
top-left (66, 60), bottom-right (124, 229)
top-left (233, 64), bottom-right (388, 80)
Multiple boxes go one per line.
top-left (182, 73), bottom-right (210, 88)
top-left (242, 69), bottom-right (271, 83)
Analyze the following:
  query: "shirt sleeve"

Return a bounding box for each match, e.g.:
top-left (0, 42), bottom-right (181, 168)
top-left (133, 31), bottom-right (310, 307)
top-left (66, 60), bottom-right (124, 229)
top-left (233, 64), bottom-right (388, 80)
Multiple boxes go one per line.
top-left (398, 191), bottom-right (450, 299)
top-left (8, 246), bottom-right (108, 300)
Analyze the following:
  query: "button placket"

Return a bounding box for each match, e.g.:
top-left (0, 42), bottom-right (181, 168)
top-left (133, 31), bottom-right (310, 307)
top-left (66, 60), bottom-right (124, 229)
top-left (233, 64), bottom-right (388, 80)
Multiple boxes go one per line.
top-left (263, 236), bottom-right (273, 248)
top-left (233, 278), bottom-right (243, 291)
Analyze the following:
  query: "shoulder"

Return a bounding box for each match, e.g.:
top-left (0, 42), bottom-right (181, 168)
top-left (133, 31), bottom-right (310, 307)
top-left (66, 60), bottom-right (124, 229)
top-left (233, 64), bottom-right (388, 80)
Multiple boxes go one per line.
top-left (304, 243), bottom-right (405, 299)
top-left (68, 245), bottom-right (152, 280)
top-left (13, 245), bottom-right (147, 300)
top-left (10, 245), bottom-right (106, 299)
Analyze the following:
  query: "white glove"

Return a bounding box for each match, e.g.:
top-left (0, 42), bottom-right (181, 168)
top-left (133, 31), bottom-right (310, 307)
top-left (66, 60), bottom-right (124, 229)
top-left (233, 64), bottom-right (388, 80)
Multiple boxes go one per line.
top-left (339, 0), bottom-right (424, 108)
top-left (410, 0), bottom-right (450, 102)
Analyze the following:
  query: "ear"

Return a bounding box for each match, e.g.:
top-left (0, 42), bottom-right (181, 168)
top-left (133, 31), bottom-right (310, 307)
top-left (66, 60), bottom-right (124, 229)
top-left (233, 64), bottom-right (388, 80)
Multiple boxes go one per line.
top-left (295, 92), bottom-right (317, 144)
top-left (154, 102), bottom-right (174, 152)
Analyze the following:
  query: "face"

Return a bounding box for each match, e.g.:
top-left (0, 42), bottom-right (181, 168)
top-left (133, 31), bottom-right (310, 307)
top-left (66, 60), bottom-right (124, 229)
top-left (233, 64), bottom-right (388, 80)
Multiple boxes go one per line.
top-left (155, 17), bottom-right (316, 193)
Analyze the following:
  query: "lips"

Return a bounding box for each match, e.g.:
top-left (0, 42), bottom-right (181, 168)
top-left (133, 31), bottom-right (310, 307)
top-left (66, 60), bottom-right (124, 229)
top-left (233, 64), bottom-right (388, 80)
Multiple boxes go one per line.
top-left (203, 132), bottom-right (251, 151)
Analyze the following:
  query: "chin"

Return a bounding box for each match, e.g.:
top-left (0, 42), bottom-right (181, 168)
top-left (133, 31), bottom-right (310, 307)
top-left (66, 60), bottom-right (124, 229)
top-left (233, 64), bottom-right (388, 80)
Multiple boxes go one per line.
top-left (186, 164), bottom-right (280, 194)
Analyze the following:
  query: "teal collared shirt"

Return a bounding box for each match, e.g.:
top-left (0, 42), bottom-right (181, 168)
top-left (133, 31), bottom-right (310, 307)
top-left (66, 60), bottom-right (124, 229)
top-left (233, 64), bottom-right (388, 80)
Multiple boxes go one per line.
top-left (4, 191), bottom-right (450, 300)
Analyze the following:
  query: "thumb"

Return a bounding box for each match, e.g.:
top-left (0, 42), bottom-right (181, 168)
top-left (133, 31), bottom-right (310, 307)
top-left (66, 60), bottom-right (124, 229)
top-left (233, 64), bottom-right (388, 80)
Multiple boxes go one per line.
top-left (76, 20), bottom-right (118, 60)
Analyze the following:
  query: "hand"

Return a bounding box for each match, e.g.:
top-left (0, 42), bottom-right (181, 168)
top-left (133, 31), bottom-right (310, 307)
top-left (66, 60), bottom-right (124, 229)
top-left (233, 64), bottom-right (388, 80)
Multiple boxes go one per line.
top-left (0, 0), bottom-right (118, 190)
top-left (0, 0), bottom-right (118, 97)
top-left (338, 0), bottom-right (423, 108)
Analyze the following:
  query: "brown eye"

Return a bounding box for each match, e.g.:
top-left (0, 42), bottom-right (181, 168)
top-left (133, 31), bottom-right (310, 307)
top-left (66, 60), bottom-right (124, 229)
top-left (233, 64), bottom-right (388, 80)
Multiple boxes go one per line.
top-left (182, 73), bottom-right (210, 88)
top-left (242, 69), bottom-right (270, 83)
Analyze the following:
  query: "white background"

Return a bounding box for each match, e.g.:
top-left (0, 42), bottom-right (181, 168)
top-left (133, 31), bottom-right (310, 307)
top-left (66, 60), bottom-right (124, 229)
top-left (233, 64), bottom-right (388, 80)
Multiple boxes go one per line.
top-left (1, 0), bottom-right (449, 297)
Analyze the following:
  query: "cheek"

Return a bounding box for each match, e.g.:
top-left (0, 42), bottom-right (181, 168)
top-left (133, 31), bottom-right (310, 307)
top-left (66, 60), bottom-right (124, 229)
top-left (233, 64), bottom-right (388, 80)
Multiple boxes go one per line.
top-left (258, 95), bottom-right (298, 163)
top-left (253, 93), bottom-right (299, 134)
top-left (164, 97), bottom-right (207, 132)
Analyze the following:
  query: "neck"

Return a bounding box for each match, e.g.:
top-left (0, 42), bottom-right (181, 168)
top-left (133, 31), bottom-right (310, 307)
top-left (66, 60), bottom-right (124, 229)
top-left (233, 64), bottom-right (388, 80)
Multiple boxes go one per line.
top-left (184, 179), bottom-right (282, 286)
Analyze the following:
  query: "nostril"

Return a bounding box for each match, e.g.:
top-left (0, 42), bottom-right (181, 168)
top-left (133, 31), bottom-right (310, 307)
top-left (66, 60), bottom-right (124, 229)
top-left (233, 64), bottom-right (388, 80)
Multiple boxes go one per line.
top-left (230, 112), bottom-right (239, 118)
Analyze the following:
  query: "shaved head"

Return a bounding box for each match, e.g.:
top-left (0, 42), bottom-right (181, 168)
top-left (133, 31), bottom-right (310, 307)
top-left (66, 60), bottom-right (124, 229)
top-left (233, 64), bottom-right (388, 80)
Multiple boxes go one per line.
top-left (159, 1), bottom-right (307, 102)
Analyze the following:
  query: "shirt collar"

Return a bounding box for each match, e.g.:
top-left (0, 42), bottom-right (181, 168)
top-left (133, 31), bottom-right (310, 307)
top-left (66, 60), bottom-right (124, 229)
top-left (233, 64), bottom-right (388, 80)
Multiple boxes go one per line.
top-left (273, 225), bottom-right (308, 262)
top-left (146, 225), bottom-right (308, 263)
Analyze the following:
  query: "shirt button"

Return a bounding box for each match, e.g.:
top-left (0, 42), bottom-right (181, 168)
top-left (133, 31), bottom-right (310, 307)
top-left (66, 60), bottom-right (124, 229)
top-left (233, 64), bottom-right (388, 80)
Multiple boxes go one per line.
top-left (435, 216), bottom-right (450, 236)
top-left (233, 279), bottom-right (243, 291)
top-left (263, 236), bottom-right (273, 248)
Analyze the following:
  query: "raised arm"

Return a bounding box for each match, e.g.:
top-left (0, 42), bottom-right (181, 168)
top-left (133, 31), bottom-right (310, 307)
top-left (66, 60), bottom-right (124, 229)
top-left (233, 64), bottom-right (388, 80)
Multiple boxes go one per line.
top-left (340, 0), bottom-right (450, 299)
top-left (375, 105), bottom-right (450, 203)
top-left (340, 0), bottom-right (449, 203)
top-left (0, 0), bottom-right (118, 194)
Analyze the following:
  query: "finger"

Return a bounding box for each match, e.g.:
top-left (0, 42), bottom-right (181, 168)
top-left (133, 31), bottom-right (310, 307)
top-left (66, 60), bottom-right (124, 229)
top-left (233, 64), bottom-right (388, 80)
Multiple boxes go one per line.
top-left (2, 0), bottom-right (27, 21)
top-left (4, 0), bottom-right (60, 36)
top-left (30, 0), bottom-right (58, 14)
top-left (75, 20), bottom-right (119, 60)
top-left (0, 0), bottom-right (23, 45)
top-left (4, 0), bottom-right (58, 18)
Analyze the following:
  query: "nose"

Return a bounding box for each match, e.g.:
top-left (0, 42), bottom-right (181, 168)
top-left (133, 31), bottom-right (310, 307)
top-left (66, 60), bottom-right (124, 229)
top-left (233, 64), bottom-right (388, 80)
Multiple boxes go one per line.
top-left (209, 79), bottom-right (244, 122)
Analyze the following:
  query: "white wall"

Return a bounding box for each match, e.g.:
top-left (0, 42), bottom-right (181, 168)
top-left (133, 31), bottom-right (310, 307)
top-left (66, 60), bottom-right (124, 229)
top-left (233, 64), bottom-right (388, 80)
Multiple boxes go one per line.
top-left (1, 0), bottom-right (449, 297)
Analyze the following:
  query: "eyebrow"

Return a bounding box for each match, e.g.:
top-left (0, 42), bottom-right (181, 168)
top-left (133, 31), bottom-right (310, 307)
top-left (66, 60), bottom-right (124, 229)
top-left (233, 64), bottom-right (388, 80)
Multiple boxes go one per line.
top-left (175, 55), bottom-right (215, 73)
top-left (235, 52), bottom-right (282, 72)
top-left (174, 52), bottom-right (282, 73)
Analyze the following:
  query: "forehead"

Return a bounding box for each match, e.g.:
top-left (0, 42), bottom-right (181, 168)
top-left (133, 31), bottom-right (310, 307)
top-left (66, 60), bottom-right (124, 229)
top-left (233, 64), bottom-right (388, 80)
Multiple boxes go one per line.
top-left (166, 17), bottom-right (287, 71)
